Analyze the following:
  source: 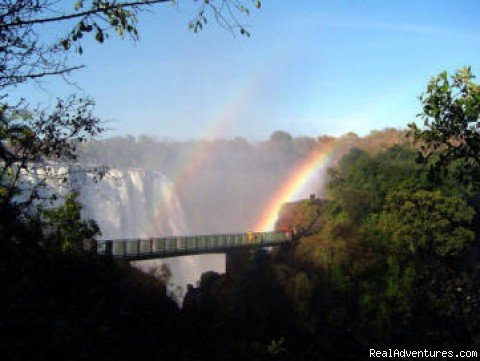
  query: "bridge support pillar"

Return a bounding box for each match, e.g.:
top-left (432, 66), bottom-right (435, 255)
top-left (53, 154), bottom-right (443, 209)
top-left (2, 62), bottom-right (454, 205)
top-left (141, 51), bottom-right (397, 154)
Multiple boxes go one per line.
top-left (105, 240), bottom-right (113, 256)
top-left (225, 248), bottom-right (254, 275)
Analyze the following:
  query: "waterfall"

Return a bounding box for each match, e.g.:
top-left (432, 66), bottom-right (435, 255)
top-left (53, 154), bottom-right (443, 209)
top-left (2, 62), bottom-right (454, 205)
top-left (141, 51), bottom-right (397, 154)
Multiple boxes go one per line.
top-left (72, 168), bottom-right (187, 239)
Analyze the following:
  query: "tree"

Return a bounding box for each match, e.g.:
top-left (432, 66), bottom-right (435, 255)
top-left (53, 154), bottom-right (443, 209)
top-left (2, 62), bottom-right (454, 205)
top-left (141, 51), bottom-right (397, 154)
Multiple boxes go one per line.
top-left (327, 146), bottom-right (425, 223)
top-left (0, 95), bottom-right (104, 239)
top-left (379, 189), bottom-right (475, 258)
top-left (0, 0), bottom-right (262, 87)
top-left (409, 67), bottom-right (480, 188)
top-left (270, 130), bottom-right (293, 143)
top-left (42, 192), bottom-right (100, 252)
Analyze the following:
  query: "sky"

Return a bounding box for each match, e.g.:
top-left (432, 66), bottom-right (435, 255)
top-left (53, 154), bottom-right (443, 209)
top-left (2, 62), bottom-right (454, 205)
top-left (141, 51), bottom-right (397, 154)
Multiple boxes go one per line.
top-left (18, 0), bottom-right (480, 140)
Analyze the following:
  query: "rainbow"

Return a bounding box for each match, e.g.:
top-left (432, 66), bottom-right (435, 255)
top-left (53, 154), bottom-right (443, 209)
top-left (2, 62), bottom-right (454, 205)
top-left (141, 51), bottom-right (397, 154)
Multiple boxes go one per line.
top-left (143, 73), bottom-right (265, 236)
top-left (254, 142), bottom-right (345, 232)
top-left (170, 75), bottom-right (263, 190)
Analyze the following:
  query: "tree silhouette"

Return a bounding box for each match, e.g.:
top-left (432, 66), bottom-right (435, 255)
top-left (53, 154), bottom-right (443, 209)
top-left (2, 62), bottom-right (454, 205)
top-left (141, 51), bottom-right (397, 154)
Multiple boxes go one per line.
top-left (0, 0), bottom-right (262, 87)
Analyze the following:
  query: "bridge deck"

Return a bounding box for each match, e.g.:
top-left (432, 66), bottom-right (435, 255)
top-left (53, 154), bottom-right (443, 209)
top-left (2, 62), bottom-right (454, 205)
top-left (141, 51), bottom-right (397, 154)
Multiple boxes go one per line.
top-left (97, 231), bottom-right (293, 260)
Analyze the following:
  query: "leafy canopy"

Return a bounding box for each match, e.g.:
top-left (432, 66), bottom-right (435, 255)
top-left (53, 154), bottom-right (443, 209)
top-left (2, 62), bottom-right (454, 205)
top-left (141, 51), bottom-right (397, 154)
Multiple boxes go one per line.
top-left (409, 67), bottom-right (480, 189)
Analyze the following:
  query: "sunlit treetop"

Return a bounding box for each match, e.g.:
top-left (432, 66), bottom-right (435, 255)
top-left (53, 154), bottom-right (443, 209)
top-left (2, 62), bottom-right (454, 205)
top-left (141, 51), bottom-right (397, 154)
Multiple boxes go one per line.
top-left (409, 67), bottom-right (480, 189)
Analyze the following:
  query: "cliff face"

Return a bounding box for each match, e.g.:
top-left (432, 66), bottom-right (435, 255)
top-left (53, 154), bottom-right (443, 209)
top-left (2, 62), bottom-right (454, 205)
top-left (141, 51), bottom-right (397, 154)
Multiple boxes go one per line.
top-left (275, 196), bottom-right (326, 236)
top-left (71, 168), bottom-right (187, 240)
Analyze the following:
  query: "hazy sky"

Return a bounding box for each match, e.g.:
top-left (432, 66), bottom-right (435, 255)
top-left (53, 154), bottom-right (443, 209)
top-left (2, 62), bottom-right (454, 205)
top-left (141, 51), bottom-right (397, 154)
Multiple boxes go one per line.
top-left (20, 0), bottom-right (480, 140)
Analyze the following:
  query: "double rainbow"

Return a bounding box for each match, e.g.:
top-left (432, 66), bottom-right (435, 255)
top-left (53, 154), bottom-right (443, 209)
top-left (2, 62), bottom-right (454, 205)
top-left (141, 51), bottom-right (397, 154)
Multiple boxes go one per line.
top-left (142, 67), bottom-right (346, 236)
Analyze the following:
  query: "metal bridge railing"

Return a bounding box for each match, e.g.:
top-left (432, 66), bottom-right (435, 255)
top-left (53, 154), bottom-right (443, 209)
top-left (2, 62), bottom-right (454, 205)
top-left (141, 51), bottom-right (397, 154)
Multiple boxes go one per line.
top-left (97, 231), bottom-right (293, 260)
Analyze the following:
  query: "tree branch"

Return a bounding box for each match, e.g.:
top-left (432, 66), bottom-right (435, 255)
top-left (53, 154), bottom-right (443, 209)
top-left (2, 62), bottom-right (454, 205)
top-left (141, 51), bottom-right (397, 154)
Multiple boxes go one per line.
top-left (0, 65), bottom-right (85, 82)
top-left (0, 0), bottom-right (170, 28)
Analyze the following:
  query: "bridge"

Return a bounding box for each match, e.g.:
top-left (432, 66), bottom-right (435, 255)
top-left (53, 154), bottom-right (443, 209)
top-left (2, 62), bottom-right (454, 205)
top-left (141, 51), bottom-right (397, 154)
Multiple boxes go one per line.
top-left (97, 231), bottom-right (295, 261)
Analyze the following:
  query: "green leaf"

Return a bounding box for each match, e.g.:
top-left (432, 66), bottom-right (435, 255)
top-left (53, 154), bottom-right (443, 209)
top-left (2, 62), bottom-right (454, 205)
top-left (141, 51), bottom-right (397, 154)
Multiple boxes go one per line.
top-left (74, 0), bottom-right (83, 11)
top-left (60, 39), bottom-right (71, 50)
top-left (95, 30), bottom-right (104, 43)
